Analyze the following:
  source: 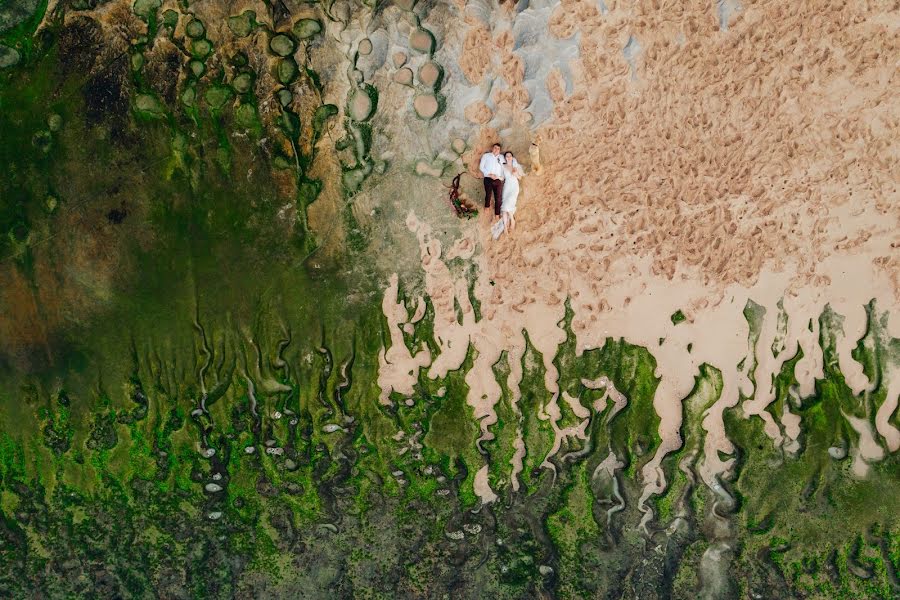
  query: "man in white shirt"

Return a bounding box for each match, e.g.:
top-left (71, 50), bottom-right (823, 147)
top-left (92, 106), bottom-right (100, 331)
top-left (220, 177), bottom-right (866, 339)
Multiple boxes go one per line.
top-left (479, 143), bottom-right (505, 219)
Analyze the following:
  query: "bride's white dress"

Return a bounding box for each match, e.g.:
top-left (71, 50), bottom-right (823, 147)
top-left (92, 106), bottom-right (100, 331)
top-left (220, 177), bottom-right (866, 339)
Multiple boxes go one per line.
top-left (501, 166), bottom-right (520, 214)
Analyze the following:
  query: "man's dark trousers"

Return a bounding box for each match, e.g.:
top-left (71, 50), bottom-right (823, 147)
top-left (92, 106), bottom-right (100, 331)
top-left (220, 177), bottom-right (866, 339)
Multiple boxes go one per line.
top-left (483, 177), bottom-right (503, 216)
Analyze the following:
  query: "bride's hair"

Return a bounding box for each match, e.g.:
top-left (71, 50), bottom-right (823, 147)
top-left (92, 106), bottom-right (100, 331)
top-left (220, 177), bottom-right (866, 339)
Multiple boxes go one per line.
top-left (504, 151), bottom-right (514, 159)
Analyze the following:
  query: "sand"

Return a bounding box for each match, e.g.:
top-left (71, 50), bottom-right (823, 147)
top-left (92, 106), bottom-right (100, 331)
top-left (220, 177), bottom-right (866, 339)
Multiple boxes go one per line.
top-left (375, 1), bottom-right (899, 506)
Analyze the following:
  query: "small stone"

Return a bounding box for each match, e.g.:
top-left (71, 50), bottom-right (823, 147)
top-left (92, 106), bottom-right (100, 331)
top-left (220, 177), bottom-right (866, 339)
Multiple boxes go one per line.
top-left (203, 448), bottom-right (215, 458)
top-left (205, 483), bottom-right (223, 493)
top-left (270, 34), bottom-right (295, 57)
top-left (323, 424), bottom-right (342, 433)
top-left (284, 459), bottom-right (298, 471)
top-left (272, 411), bottom-right (282, 420)
top-left (404, 398), bottom-right (415, 406)
top-left (244, 446), bottom-right (255, 454)
top-left (264, 439), bottom-right (276, 447)
top-left (392, 52), bottom-right (407, 68)
top-left (266, 447), bottom-right (284, 456)
top-left (539, 565), bottom-right (554, 576)
top-left (358, 38), bottom-right (372, 56)
top-left (208, 511), bottom-right (223, 520)
top-left (436, 489), bottom-right (450, 496)
top-left (451, 138), bottom-right (466, 154)
top-left (446, 530), bottom-right (464, 540)
top-left (212, 473), bottom-right (222, 481)
top-left (392, 470), bottom-right (404, 477)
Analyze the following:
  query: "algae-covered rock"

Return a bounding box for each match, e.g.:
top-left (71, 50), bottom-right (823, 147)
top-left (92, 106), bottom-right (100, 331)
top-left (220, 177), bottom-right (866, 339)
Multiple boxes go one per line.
top-left (293, 18), bottom-right (322, 40)
top-left (185, 18), bottom-right (205, 39)
top-left (161, 9), bottom-right (178, 29)
top-left (188, 60), bottom-right (205, 78)
top-left (0, 44), bottom-right (20, 69)
top-left (277, 88), bottom-right (293, 107)
top-left (135, 93), bottom-right (165, 118)
top-left (204, 85), bottom-right (234, 110)
top-left (270, 34), bottom-right (295, 57)
top-left (47, 114), bottom-right (63, 132)
top-left (132, 0), bottom-right (161, 20)
top-left (232, 72), bottom-right (253, 94)
top-left (277, 57), bottom-right (298, 84)
top-left (227, 10), bottom-right (256, 38)
top-left (191, 38), bottom-right (212, 59)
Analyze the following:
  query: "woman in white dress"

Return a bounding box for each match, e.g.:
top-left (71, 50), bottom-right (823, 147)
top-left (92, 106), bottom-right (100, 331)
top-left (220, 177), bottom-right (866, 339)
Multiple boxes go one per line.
top-left (501, 151), bottom-right (524, 234)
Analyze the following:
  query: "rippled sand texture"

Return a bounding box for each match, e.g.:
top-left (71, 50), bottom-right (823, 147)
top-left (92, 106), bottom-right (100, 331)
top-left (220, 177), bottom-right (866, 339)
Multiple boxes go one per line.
top-left (379, 0), bottom-right (899, 508)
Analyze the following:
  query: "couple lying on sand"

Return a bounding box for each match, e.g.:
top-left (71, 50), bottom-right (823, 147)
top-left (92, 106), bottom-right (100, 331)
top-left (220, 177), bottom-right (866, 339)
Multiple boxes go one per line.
top-left (479, 142), bottom-right (525, 239)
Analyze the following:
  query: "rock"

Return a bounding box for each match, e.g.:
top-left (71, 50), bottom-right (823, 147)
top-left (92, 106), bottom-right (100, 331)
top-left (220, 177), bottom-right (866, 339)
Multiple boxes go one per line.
top-left (348, 88), bottom-right (375, 121)
top-left (207, 511), bottom-right (223, 520)
top-left (270, 34), bottom-right (295, 57)
top-left (392, 51), bottom-right (407, 67)
top-left (204, 483), bottom-right (223, 493)
top-left (293, 18), bottom-right (322, 39)
top-left (284, 459), bottom-right (298, 471)
top-left (47, 114), bottom-right (63, 132)
top-left (244, 445), bottom-right (255, 454)
top-left (358, 38), bottom-right (372, 56)
top-left (539, 565), bottom-right (554, 576)
top-left (409, 29), bottom-right (435, 54)
top-left (322, 424), bottom-right (342, 433)
top-left (413, 94), bottom-right (439, 119)
top-left (451, 138), bottom-right (466, 154)
top-left (417, 61), bottom-right (441, 88)
top-left (828, 446), bottom-right (847, 460)
top-left (393, 67), bottom-right (413, 86)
